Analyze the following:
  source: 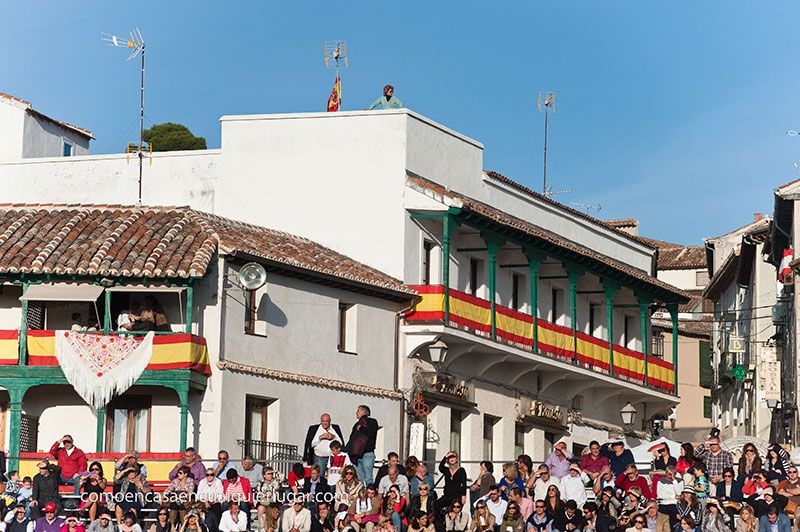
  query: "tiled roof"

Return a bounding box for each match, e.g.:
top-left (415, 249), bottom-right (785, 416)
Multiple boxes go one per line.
top-left (656, 245), bottom-right (706, 270)
top-left (652, 317), bottom-right (712, 339)
top-left (679, 289), bottom-right (706, 313)
top-left (407, 175), bottom-right (690, 303)
top-left (485, 171), bottom-right (656, 249)
top-left (0, 204), bottom-right (415, 299)
top-left (0, 92), bottom-right (93, 139)
top-left (604, 219), bottom-right (639, 229)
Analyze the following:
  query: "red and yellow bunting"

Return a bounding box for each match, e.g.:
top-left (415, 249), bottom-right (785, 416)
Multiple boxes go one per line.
top-left (26, 330), bottom-right (211, 375)
top-left (406, 285), bottom-right (674, 393)
top-left (0, 330), bottom-right (18, 365)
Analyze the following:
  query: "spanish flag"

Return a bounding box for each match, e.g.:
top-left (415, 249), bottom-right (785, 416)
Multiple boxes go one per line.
top-left (327, 75), bottom-right (341, 112)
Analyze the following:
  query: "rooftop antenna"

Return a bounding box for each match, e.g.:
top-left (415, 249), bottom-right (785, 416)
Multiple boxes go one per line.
top-left (324, 41), bottom-right (348, 111)
top-left (101, 27), bottom-right (146, 204)
top-left (570, 202), bottom-right (602, 213)
top-left (537, 91), bottom-right (556, 195)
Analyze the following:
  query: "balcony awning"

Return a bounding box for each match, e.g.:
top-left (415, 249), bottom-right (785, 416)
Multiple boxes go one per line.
top-left (106, 286), bottom-right (185, 293)
top-left (20, 283), bottom-right (103, 302)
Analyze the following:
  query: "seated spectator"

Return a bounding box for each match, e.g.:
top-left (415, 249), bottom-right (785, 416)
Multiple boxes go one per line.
top-left (543, 485), bottom-right (564, 519)
top-left (676, 488), bottom-right (699, 525)
top-left (777, 465), bottom-right (800, 516)
top-left (169, 448), bottom-right (205, 488)
top-left (677, 444), bottom-right (697, 485)
top-left (746, 485), bottom-right (788, 518)
top-left (196, 467), bottom-right (224, 532)
top-left (60, 517), bottom-right (85, 532)
top-left (474, 486), bottom-right (507, 522)
top-left (617, 488), bottom-right (645, 529)
top-left (337, 466), bottom-right (364, 507)
top-left (5, 504), bottom-right (32, 532)
top-left (381, 485), bottom-right (408, 532)
top-left (715, 467), bottom-right (743, 504)
top-left (738, 445), bottom-right (763, 481)
top-left (551, 500), bottom-right (586, 532)
top-left (581, 502), bottom-right (614, 532)
top-left (737, 504), bottom-right (757, 532)
top-left (408, 512), bottom-right (435, 532)
top-left (222, 470), bottom-right (251, 522)
top-left (469, 462), bottom-right (495, 503)
top-left (302, 464), bottom-right (330, 505)
top-left (127, 309), bottom-right (156, 332)
top-left (596, 487), bottom-right (621, 522)
top-left (702, 499), bottom-right (730, 532)
top-left (120, 512), bottom-right (143, 532)
top-left (642, 500), bottom-right (669, 532)
top-left (259, 503), bottom-right (281, 532)
top-left (212, 451), bottom-right (236, 481)
top-left (580, 441), bottom-right (610, 484)
top-left (49, 436), bottom-right (86, 497)
top-left (679, 516), bottom-right (697, 532)
top-left (162, 466), bottom-right (195, 525)
top-left (593, 466), bottom-right (616, 497)
top-left (409, 481), bottom-right (436, 519)
top-left (145, 295), bottom-right (171, 332)
top-left (31, 462), bottom-right (61, 519)
top-left (650, 444), bottom-right (677, 495)
top-left (656, 466), bottom-right (684, 527)
top-left (616, 465), bottom-right (652, 500)
top-left (516, 456), bottom-right (534, 490)
top-left (80, 462), bottom-right (107, 522)
top-left (113, 465), bottom-right (150, 524)
top-left (115, 453), bottom-right (147, 481)
top-left (526, 500), bottom-right (551, 532)
top-left (218, 501), bottom-right (247, 532)
top-left (531, 466), bottom-right (559, 502)
top-left (471, 500), bottom-right (495, 532)
top-left (255, 467), bottom-right (281, 522)
top-left (375, 454), bottom-right (400, 488)
top-left (281, 495), bottom-right (311, 532)
top-left (147, 509), bottom-right (173, 532)
top-left (177, 510), bottom-right (205, 532)
top-left (743, 471), bottom-right (769, 498)
top-left (603, 439), bottom-right (636, 478)
top-left (764, 446), bottom-right (790, 484)
top-left (404, 456), bottom-right (420, 478)
top-left (500, 502), bottom-right (524, 532)
top-left (409, 465), bottom-right (434, 499)
top-left (377, 466), bottom-right (409, 502)
top-left (311, 501), bottom-right (335, 532)
top-left (117, 302), bottom-right (141, 331)
top-left (445, 500), bottom-right (469, 532)
top-left (508, 487), bottom-right (533, 522)
top-left (17, 476), bottom-right (33, 516)
top-left (545, 442), bottom-right (573, 479)
top-left (36, 504), bottom-right (66, 532)
top-left (351, 485), bottom-right (382, 532)
top-left (498, 463), bottom-right (524, 499)
top-left (70, 313), bottom-right (85, 332)
top-left (624, 513), bottom-right (646, 532)
top-left (559, 464), bottom-right (589, 508)
top-left (289, 463), bottom-right (311, 495)
top-left (757, 506), bottom-right (790, 532)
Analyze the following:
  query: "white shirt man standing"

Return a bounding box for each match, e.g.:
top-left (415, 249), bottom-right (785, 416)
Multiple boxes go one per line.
top-left (303, 413), bottom-right (344, 479)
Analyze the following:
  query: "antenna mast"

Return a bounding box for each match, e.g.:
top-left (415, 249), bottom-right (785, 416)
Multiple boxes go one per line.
top-left (537, 91), bottom-right (556, 195)
top-left (324, 41), bottom-right (348, 111)
top-left (101, 28), bottom-right (146, 204)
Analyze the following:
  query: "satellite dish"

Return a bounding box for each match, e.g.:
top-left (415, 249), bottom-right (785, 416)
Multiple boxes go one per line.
top-left (239, 262), bottom-right (267, 291)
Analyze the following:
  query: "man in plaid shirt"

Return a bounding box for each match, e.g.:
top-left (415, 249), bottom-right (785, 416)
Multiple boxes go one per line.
top-left (694, 436), bottom-right (733, 488)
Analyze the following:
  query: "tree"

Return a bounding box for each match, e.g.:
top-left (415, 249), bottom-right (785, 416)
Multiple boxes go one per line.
top-left (142, 122), bottom-right (207, 152)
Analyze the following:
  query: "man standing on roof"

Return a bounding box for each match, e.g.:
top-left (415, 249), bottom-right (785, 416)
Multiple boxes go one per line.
top-left (367, 85), bottom-right (404, 110)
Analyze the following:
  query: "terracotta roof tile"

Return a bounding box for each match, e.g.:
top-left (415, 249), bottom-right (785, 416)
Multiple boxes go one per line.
top-left (652, 317), bottom-right (712, 338)
top-left (0, 205), bottom-right (414, 299)
top-left (407, 175), bottom-right (689, 302)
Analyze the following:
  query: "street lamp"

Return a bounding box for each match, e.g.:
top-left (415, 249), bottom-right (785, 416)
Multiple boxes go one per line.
top-left (427, 339), bottom-right (449, 365)
top-left (620, 402), bottom-right (637, 428)
top-left (766, 399), bottom-right (780, 410)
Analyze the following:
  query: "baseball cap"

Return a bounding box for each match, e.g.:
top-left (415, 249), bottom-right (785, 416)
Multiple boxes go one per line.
top-left (44, 502), bottom-right (57, 513)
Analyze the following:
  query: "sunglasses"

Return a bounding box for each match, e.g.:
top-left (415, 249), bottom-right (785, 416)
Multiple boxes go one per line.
top-left (536, 505), bottom-right (545, 509)
top-left (634, 521), bottom-right (645, 525)
top-left (477, 505), bottom-right (486, 509)
top-left (158, 513), bottom-right (168, 517)
top-left (419, 487), bottom-right (429, 491)
top-left (724, 474), bottom-right (733, 478)
top-left (90, 469), bottom-right (100, 472)
top-left (206, 473), bottom-right (215, 477)
top-left (453, 505), bottom-right (462, 509)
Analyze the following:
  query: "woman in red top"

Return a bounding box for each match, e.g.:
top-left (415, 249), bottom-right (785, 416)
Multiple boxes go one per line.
top-left (677, 443), bottom-right (696, 481)
top-left (288, 462), bottom-right (311, 495)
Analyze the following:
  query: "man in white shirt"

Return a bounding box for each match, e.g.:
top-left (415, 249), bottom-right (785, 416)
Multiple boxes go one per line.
top-left (475, 486), bottom-right (508, 518)
top-left (560, 464), bottom-right (590, 508)
top-left (377, 465), bottom-right (410, 502)
top-left (282, 496), bottom-right (312, 532)
top-left (219, 501), bottom-right (248, 532)
top-left (303, 413), bottom-right (344, 478)
top-left (533, 465), bottom-right (561, 501)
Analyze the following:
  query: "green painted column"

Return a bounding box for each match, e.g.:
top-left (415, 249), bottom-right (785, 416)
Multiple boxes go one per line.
top-left (185, 285), bottom-right (194, 334)
top-left (486, 241), bottom-right (502, 340)
top-left (96, 407), bottom-right (106, 452)
top-left (8, 386), bottom-right (25, 469)
top-left (18, 284), bottom-right (28, 365)
top-left (527, 258), bottom-right (541, 352)
top-left (442, 214), bottom-right (454, 324)
top-left (178, 386), bottom-right (189, 450)
top-left (639, 297), bottom-right (652, 386)
top-left (103, 289), bottom-right (111, 334)
top-left (669, 303), bottom-right (679, 394)
top-left (604, 284), bottom-right (618, 375)
top-left (566, 269), bottom-right (582, 363)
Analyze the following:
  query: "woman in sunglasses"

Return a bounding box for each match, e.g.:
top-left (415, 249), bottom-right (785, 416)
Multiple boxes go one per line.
top-left (445, 501), bottom-right (469, 532)
top-left (80, 461), bottom-right (107, 522)
top-left (150, 507), bottom-right (176, 532)
top-left (700, 498), bottom-right (730, 532)
top-left (624, 513), bottom-right (646, 532)
top-left (471, 501), bottom-right (495, 532)
top-left (738, 445), bottom-right (762, 481)
top-left (337, 465), bottom-right (364, 506)
top-left (62, 516), bottom-right (86, 532)
top-left (500, 501), bottom-right (524, 532)
top-left (543, 485), bottom-right (564, 518)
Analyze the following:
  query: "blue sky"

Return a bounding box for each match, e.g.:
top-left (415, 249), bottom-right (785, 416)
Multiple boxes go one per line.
top-left (4, 2), bottom-right (799, 245)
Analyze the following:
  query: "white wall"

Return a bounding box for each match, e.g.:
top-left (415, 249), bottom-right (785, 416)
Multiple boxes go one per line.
top-left (0, 103), bottom-right (25, 161)
top-left (658, 269), bottom-right (704, 291)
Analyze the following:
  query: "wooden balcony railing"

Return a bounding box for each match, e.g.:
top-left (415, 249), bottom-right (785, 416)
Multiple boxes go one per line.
top-left (405, 285), bottom-right (675, 394)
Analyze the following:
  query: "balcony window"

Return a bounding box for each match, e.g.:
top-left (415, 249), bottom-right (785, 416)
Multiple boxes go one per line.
top-left (469, 258), bottom-right (483, 297)
top-left (450, 410), bottom-right (463, 456)
top-left (245, 396), bottom-right (271, 459)
top-left (511, 273), bottom-right (523, 311)
top-left (514, 422), bottom-right (526, 457)
top-left (422, 240), bottom-right (434, 285)
top-left (551, 287), bottom-right (563, 325)
top-left (652, 332), bottom-right (665, 359)
top-left (589, 302), bottom-right (599, 337)
top-left (245, 286), bottom-right (268, 336)
top-left (483, 415), bottom-right (497, 460)
top-left (106, 395), bottom-right (151, 452)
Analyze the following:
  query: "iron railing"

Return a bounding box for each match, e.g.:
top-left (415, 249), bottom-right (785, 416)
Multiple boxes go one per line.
top-left (236, 439), bottom-right (301, 477)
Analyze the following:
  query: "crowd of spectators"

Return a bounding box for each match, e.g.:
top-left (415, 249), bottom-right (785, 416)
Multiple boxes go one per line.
top-left (1, 409), bottom-right (796, 532)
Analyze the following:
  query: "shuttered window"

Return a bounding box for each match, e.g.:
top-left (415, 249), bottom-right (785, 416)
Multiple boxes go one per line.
top-left (699, 341), bottom-right (712, 388)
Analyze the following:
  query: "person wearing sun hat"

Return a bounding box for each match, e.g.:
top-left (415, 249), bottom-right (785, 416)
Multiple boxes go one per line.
top-left (30, 461), bottom-right (61, 520)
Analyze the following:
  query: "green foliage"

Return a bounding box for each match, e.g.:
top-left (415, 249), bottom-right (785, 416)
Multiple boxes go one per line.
top-left (142, 122), bottom-right (207, 152)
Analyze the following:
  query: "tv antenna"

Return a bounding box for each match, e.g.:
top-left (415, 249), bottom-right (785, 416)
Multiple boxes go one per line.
top-left (100, 27), bottom-right (146, 204)
top-left (324, 41), bottom-right (348, 111)
top-left (537, 91), bottom-right (556, 195)
top-left (570, 202), bottom-right (602, 213)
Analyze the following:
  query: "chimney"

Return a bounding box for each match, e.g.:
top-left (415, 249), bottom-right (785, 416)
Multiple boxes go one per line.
top-left (754, 213), bottom-right (764, 222)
